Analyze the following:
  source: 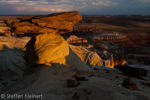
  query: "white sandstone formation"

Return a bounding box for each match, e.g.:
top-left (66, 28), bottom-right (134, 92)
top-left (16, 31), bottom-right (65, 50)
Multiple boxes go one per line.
top-left (69, 45), bottom-right (103, 66)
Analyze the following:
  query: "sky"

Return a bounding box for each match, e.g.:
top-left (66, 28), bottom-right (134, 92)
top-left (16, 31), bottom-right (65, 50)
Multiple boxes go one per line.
top-left (0, 0), bottom-right (150, 15)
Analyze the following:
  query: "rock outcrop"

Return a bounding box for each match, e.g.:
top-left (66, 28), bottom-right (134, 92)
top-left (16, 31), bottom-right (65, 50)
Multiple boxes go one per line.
top-left (70, 45), bottom-right (115, 68)
top-left (103, 54), bottom-right (114, 68)
top-left (32, 11), bottom-right (82, 33)
top-left (6, 11), bottom-right (82, 35)
top-left (23, 33), bottom-right (91, 71)
top-left (114, 57), bottom-right (126, 67)
top-left (92, 33), bottom-right (150, 47)
top-left (67, 35), bottom-right (87, 43)
top-left (69, 45), bottom-right (103, 66)
top-left (11, 21), bottom-right (57, 35)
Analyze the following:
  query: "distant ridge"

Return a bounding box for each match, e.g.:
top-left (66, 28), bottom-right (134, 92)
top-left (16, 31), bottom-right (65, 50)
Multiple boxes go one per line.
top-left (82, 15), bottom-right (150, 22)
top-left (0, 14), bottom-right (42, 16)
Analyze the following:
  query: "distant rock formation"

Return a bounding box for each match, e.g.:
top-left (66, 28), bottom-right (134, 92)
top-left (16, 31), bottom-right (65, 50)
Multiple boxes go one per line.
top-left (6, 11), bottom-right (82, 35)
top-left (92, 33), bottom-right (126, 41)
top-left (73, 26), bottom-right (101, 33)
top-left (92, 33), bottom-right (150, 47)
top-left (67, 35), bottom-right (87, 43)
top-left (103, 54), bottom-right (114, 68)
top-left (23, 33), bottom-right (91, 71)
top-left (94, 43), bottom-right (108, 50)
top-left (114, 57), bottom-right (126, 67)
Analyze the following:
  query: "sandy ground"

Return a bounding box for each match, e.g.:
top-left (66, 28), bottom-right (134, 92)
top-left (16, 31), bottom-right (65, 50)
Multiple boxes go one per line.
top-left (0, 66), bottom-right (150, 100)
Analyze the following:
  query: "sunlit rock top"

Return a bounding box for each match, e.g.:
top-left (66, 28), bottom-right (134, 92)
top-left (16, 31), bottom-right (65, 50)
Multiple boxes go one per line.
top-left (6, 11), bottom-right (82, 35)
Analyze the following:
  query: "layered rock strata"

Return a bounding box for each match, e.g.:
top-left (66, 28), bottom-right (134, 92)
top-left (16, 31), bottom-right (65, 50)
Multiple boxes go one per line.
top-left (6, 11), bottom-right (82, 35)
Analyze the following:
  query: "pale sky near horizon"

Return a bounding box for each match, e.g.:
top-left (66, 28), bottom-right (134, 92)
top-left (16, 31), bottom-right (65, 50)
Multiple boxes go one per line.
top-left (0, 0), bottom-right (150, 15)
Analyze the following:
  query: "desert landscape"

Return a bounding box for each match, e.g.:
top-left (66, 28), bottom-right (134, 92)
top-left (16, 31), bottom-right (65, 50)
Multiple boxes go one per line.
top-left (0, 11), bottom-right (150, 100)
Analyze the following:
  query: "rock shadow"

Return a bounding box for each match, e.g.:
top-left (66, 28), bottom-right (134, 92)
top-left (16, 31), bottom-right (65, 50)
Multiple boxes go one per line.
top-left (0, 45), bottom-right (27, 88)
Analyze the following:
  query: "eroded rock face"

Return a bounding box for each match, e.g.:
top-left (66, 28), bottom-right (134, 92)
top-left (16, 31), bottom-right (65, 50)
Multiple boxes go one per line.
top-left (7, 11), bottom-right (82, 35)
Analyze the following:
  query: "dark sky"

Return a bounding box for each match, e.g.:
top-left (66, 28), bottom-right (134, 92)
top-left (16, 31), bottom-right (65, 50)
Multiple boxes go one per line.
top-left (0, 0), bottom-right (150, 15)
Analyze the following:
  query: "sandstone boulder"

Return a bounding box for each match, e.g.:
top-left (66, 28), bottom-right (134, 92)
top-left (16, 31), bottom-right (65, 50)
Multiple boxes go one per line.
top-left (23, 33), bottom-right (91, 71)
top-left (23, 33), bottom-right (69, 67)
